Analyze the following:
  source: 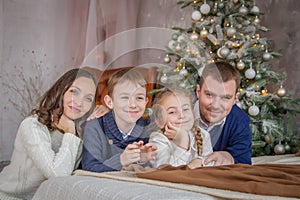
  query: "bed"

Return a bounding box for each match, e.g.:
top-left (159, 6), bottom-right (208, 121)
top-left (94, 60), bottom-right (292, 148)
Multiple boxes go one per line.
top-left (33, 154), bottom-right (300, 200)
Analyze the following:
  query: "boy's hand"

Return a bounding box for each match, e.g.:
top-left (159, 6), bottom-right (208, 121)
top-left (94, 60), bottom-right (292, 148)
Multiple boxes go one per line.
top-left (120, 143), bottom-right (141, 166)
top-left (139, 142), bottom-right (157, 163)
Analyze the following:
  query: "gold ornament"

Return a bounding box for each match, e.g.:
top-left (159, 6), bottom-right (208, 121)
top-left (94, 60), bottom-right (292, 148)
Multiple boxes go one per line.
top-left (236, 60), bottom-right (245, 70)
top-left (276, 86), bottom-right (286, 97)
top-left (200, 28), bottom-right (208, 38)
top-left (190, 31), bottom-right (199, 41)
top-left (163, 55), bottom-right (171, 63)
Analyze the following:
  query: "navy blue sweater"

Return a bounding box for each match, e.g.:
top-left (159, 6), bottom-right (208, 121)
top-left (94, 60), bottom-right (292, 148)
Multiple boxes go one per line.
top-left (82, 111), bottom-right (150, 172)
top-left (214, 105), bottom-right (252, 164)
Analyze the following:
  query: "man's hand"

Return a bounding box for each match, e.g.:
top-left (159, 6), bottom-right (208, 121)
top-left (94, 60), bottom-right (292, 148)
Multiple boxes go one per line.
top-left (87, 105), bottom-right (110, 121)
top-left (204, 151), bottom-right (234, 166)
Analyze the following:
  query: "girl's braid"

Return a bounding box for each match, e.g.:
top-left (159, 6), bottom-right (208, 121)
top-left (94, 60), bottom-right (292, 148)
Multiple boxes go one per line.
top-left (192, 124), bottom-right (203, 156)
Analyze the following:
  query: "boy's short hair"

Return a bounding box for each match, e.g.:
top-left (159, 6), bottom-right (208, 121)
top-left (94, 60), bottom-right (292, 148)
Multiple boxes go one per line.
top-left (107, 68), bottom-right (147, 96)
top-left (199, 61), bottom-right (241, 91)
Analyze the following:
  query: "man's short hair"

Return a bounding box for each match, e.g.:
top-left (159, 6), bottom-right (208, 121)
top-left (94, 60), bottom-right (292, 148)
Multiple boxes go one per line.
top-left (199, 61), bottom-right (241, 91)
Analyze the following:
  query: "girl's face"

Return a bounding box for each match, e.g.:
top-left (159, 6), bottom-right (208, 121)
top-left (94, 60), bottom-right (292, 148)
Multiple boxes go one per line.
top-left (63, 77), bottom-right (96, 120)
top-left (158, 93), bottom-right (194, 131)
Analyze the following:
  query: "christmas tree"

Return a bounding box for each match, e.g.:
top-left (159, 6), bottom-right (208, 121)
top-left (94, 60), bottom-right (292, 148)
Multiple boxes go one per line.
top-left (159, 0), bottom-right (300, 156)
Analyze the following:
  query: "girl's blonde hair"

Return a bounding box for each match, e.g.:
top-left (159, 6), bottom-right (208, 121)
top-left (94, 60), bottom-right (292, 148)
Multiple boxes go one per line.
top-left (151, 87), bottom-right (203, 156)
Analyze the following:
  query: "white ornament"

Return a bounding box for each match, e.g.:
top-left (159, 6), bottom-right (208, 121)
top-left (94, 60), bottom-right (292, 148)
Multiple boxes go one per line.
top-left (179, 67), bottom-right (188, 76)
top-left (251, 6), bottom-right (260, 13)
top-left (245, 68), bottom-right (256, 79)
top-left (191, 10), bottom-right (202, 21)
top-left (168, 40), bottom-right (175, 49)
top-left (200, 3), bottom-right (211, 15)
top-left (177, 35), bottom-right (185, 42)
top-left (160, 74), bottom-right (168, 83)
top-left (248, 104), bottom-right (259, 116)
top-left (179, 81), bottom-right (186, 88)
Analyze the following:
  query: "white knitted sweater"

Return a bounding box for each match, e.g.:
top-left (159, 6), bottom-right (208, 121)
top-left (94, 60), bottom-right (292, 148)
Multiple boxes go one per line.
top-left (0, 115), bottom-right (81, 200)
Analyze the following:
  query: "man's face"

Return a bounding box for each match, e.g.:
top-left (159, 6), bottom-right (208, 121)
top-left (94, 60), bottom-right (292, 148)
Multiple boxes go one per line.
top-left (196, 75), bottom-right (239, 126)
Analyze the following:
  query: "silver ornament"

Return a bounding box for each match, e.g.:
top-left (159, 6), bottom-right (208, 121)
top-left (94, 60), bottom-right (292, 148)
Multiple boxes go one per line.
top-left (219, 47), bottom-right (230, 58)
top-left (263, 52), bottom-right (272, 61)
top-left (248, 105), bottom-right (259, 116)
top-left (200, 3), bottom-right (211, 15)
top-left (227, 27), bottom-right (236, 37)
top-left (274, 144), bottom-right (285, 155)
top-left (245, 68), bottom-right (256, 79)
top-left (191, 10), bottom-right (202, 21)
top-left (239, 5), bottom-right (248, 14)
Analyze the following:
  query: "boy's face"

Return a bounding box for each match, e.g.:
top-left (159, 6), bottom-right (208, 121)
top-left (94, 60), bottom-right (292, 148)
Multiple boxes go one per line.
top-left (196, 75), bottom-right (239, 126)
top-left (105, 80), bottom-right (148, 131)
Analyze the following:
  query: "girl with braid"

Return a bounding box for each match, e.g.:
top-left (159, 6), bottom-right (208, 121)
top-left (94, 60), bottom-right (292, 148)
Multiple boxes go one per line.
top-left (148, 88), bottom-right (214, 169)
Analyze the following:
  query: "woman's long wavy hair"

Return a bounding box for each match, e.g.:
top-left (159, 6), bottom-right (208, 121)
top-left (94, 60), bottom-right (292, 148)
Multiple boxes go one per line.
top-left (31, 68), bottom-right (98, 136)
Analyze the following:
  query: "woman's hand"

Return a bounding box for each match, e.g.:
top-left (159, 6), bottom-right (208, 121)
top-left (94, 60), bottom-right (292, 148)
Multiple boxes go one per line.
top-left (56, 115), bottom-right (76, 135)
top-left (87, 105), bottom-right (110, 121)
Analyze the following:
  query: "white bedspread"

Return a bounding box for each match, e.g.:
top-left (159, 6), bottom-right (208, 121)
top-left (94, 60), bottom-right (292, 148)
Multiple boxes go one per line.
top-left (32, 154), bottom-right (300, 200)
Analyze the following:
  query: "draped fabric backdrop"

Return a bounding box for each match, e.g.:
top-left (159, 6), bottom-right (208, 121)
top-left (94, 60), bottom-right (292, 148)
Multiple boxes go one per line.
top-left (0, 0), bottom-right (299, 162)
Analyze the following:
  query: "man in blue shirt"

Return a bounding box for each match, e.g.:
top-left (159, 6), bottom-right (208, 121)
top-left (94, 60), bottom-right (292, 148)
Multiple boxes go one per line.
top-left (194, 62), bottom-right (252, 165)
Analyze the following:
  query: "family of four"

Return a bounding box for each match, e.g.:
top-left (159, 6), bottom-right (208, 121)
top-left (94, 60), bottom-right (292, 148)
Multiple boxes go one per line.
top-left (0, 61), bottom-right (252, 199)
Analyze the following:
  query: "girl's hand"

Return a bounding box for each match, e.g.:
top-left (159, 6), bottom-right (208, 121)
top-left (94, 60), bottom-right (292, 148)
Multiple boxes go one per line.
top-left (164, 122), bottom-right (189, 149)
top-left (56, 115), bottom-right (76, 135)
top-left (120, 143), bottom-right (141, 166)
top-left (139, 142), bottom-right (157, 163)
top-left (187, 158), bottom-right (203, 169)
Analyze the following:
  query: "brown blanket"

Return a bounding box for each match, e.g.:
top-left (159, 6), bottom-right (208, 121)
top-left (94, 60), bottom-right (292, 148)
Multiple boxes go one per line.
top-left (134, 164), bottom-right (300, 198)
